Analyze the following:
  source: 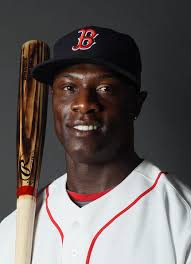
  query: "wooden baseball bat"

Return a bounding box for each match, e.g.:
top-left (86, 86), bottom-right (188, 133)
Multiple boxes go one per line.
top-left (15, 40), bottom-right (50, 264)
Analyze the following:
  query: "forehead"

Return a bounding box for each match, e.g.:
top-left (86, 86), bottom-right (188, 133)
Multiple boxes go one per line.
top-left (53, 63), bottom-right (126, 82)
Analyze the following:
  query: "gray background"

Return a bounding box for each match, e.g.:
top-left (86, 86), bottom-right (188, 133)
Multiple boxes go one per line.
top-left (0, 0), bottom-right (191, 221)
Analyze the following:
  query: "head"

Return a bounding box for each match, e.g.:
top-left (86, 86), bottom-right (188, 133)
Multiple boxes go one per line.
top-left (51, 63), bottom-right (147, 164)
top-left (32, 26), bottom-right (147, 164)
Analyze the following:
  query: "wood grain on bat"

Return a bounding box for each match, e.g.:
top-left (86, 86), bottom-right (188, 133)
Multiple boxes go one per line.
top-left (16, 40), bottom-right (49, 198)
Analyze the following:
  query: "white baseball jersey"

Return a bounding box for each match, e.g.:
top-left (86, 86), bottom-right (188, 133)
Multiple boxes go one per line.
top-left (1, 160), bottom-right (191, 263)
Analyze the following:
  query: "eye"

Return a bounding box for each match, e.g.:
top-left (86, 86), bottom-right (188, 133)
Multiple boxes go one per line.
top-left (96, 85), bottom-right (112, 93)
top-left (56, 85), bottom-right (76, 94)
top-left (63, 85), bottom-right (74, 91)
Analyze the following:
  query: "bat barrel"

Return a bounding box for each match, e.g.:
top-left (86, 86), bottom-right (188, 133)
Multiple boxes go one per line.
top-left (15, 40), bottom-right (50, 264)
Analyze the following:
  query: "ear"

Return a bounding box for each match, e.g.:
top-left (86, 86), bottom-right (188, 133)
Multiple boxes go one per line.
top-left (135, 90), bottom-right (148, 118)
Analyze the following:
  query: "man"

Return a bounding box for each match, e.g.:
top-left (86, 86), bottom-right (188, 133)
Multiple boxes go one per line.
top-left (0, 26), bottom-right (191, 263)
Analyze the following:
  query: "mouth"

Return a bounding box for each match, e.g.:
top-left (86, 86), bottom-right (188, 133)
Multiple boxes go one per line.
top-left (66, 120), bottom-right (103, 138)
top-left (68, 126), bottom-right (102, 138)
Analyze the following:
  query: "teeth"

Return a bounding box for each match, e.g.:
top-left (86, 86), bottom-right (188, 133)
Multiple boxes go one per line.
top-left (73, 125), bottom-right (99, 131)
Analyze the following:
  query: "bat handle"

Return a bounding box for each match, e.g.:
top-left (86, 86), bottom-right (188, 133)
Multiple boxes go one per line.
top-left (15, 195), bottom-right (36, 264)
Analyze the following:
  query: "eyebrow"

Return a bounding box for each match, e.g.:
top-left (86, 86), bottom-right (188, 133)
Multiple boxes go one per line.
top-left (97, 73), bottom-right (114, 80)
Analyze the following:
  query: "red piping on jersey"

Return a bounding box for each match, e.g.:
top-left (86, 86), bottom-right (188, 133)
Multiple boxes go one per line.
top-left (45, 186), bottom-right (64, 244)
top-left (85, 171), bottom-right (166, 264)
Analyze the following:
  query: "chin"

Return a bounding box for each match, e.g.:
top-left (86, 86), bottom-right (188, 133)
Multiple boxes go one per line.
top-left (66, 150), bottom-right (102, 164)
top-left (64, 141), bottom-right (121, 165)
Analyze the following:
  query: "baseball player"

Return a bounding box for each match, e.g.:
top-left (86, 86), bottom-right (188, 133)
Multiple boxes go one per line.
top-left (0, 26), bottom-right (191, 263)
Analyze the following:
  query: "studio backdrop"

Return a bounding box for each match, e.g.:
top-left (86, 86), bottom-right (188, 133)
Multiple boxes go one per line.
top-left (0, 0), bottom-right (190, 221)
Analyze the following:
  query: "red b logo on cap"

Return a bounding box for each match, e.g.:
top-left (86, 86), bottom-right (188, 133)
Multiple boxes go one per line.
top-left (72, 29), bottom-right (99, 51)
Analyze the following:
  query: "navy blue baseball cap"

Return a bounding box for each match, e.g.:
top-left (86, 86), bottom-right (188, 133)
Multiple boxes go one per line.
top-left (32, 26), bottom-right (142, 87)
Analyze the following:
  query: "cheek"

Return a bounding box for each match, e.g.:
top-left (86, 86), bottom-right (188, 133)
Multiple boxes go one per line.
top-left (109, 100), bottom-right (130, 122)
top-left (52, 98), bottom-right (67, 138)
top-left (109, 103), bottom-right (132, 136)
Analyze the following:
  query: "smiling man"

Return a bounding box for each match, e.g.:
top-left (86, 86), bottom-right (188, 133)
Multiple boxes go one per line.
top-left (51, 63), bottom-right (146, 195)
top-left (0, 26), bottom-right (191, 263)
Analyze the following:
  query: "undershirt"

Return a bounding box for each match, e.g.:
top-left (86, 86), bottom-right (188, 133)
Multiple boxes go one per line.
top-left (67, 188), bottom-right (113, 207)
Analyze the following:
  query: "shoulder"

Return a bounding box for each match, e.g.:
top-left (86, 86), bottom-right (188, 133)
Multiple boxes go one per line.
top-left (159, 170), bottom-right (191, 215)
top-left (138, 160), bottom-right (191, 261)
top-left (0, 210), bottom-right (16, 236)
top-left (143, 161), bottom-right (191, 245)
top-left (164, 173), bottom-right (191, 206)
top-left (140, 160), bottom-right (191, 211)
top-left (0, 210), bottom-right (16, 262)
top-left (160, 172), bottom-right (191, 238)
top-left (137, 160), bottom-right (191, 230)
top-left (159, 171), bottom-right (191, 262)
top-left (0, 174), bottom-right (67, 242)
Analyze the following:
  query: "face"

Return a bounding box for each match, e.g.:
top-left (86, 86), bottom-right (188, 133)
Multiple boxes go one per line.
top-left (52, 63), bottom-right (146, 164)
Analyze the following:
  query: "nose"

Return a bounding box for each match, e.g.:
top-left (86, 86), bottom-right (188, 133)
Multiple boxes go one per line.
top-left (71, 89), bottom-right (101, 114)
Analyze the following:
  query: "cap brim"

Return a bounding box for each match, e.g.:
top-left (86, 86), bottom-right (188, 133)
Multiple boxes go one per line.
top-left (32, 57), bottom-right (139, 86)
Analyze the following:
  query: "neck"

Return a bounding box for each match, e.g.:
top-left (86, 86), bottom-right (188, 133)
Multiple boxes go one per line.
top-left (65, 149), bottom-right (143, 194)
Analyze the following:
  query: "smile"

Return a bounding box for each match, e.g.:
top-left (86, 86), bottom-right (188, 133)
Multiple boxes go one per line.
top-left (73, 125), bottom-right (99, 131)
top-left (68, 126), bottom-right (102, 137)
